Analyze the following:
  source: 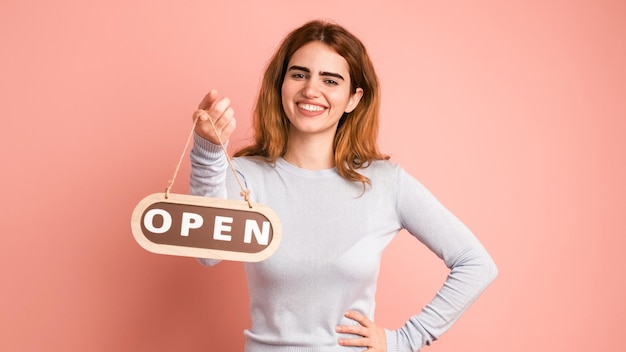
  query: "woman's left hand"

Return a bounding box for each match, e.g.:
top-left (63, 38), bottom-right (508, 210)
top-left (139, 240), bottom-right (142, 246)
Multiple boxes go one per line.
top-left (336, 310), bottom-right (387, 351)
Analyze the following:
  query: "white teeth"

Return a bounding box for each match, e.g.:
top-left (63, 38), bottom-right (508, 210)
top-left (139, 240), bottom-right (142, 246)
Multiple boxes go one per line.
top-left (298, 103), bottom-right (325, 112)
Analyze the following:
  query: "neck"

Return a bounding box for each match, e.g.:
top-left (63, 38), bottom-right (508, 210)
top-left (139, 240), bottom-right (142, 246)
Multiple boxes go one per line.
top-left (283, 133), bottom-right (335, 170)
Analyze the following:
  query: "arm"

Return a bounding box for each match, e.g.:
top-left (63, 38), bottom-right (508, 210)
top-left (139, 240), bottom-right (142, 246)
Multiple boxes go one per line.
top-left (190, 132), bottom-right (228, 199)
top-left (190, 89), bottom-right (237, 198)
top-left (386, 168), bottom-right (498, 351)
top-left (189, 89), bottom-right (238, 266)
top-left (190, 133), bottom-right (228, 267)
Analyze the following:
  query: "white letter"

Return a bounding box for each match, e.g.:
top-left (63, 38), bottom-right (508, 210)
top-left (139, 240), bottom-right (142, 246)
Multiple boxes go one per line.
top-left (143, 209), bottom-right (172, 234)
top-left (213, 216), bottom-right (233, 241)
top-left (181, 212), bottom-right (203, 237)
top-left (244, 220), bottom-right (270, 245)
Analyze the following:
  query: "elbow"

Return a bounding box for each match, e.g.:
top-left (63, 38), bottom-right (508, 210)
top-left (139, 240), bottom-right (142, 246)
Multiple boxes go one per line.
top-left (489, 260), bottom-right (498, 284)
top-left (473, 244), bottom-right (499, 286)
top-left (483, 254), bottom-right (498, 285)
top-left (197, 258), bottom-right (222, 267)
top-left (455, 246), bottom-right (499, 287)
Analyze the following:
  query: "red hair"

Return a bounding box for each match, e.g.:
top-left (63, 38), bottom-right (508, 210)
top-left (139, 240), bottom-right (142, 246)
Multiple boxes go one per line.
top-left (235, 20), bottom-right (388, 185)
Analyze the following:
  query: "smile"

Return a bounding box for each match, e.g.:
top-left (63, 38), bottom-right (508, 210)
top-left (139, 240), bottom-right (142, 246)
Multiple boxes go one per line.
top-left (297, 103), bottom-right (326, 112)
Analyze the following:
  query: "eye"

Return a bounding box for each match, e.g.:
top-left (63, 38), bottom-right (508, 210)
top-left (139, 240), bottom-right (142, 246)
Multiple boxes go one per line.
top-left (291, 73), bottom-right (307, 80)
top-left (324, 79), bottom-right (339, 86)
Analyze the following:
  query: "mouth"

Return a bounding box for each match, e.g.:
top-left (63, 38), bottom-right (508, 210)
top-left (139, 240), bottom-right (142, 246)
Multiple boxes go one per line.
top-left (297, 103), bottom-right (327, 112)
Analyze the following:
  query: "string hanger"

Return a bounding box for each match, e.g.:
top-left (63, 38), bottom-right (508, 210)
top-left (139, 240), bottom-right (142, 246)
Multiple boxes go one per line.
top-left (165, 111), bottom-right (252, 208)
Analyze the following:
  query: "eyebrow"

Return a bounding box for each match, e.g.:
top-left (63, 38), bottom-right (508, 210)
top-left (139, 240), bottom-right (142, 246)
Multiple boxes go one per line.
top-left (287, 65), bottom-right (345, 81)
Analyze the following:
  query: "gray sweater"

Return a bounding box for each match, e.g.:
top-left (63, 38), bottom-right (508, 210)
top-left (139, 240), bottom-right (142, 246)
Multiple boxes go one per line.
top-left (190, 133), bottom-right (497, 351)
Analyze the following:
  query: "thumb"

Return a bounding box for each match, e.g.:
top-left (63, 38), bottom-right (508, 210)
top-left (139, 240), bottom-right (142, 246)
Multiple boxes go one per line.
top-left (197, 89), bottom-right (219, 110)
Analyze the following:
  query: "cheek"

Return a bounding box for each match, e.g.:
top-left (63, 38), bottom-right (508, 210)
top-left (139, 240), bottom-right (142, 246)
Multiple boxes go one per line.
top-left (330, 90), bottom-right (353, 109)
top-left (280, 84), bottom-right (294, 119)
top-left (281, 81), bottom-right (296, 102)
top-left (280, 84), bottom-right (290, 108)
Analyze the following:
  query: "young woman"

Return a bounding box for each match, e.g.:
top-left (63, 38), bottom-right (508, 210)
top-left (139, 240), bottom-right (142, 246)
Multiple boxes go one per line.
top-left (190, 20), bottom-right (497, 352)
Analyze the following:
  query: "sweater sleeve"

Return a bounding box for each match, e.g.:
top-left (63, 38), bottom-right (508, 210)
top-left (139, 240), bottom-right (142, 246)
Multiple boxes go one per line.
top-left (385, 167), bottom-right (498, 351)
top-left (189, 132), bottom-right (229, 267)
top-left (189, 132), bottom-right (229, 199)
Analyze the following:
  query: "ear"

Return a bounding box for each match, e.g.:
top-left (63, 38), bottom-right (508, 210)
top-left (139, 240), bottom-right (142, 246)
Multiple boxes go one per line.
top-left (344, 87), bottom-right (364, 113)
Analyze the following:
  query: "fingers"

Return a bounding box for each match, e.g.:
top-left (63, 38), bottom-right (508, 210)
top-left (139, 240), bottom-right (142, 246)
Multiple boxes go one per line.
top-left (344, 310), bottom-right (371, 327)
top-left (337, 337), bottom-right (370, 348)
top-left (336, 311), bottom-right (386, 351)
top-left (209, 97), bottom-right (234, 127)
top-left (212, 106), bottom-right (236, 142)
top-left (336, 324), bottom-right (369, 337)
top-left (193, 90), bottom-right (237, 145)
top-left (197, 89), bottom-right (218, 110)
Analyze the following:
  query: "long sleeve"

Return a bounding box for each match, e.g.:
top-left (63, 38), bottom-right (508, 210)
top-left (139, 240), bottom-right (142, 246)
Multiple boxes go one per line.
top-left (189, 132), bottom-right (229, 199)
top-left (385, 169), bottom-right (498, 351)
top-left (189, 132), bottom-right (229, 266)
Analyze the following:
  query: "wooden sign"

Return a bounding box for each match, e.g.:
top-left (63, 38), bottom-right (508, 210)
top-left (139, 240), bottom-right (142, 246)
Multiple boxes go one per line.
top-left (131, 193), bottom-right (282, 262)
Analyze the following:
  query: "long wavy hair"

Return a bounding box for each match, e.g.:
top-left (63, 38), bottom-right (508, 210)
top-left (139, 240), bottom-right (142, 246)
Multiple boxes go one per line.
top-left (235, 20), bottom-right (389, 185)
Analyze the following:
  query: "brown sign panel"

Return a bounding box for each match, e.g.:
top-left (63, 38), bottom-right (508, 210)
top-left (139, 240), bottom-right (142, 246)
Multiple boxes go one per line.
top-left (131, 193), bottom-right (282, 262)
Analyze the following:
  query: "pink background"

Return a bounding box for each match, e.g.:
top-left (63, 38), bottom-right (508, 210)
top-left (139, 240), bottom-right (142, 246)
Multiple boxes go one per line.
top-left (1, 0), bottom-right (625, 351)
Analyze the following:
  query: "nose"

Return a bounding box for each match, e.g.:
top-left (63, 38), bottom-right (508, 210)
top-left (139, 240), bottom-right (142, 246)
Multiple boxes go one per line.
top-left (302, 79), bottom-right (320, 98)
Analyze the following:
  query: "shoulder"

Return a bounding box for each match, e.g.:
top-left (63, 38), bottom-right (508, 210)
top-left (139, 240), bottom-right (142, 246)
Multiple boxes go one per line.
top-left (232, 156), bottom-right (277, 175)
top-left (361, 159), bottom-right (425, 193)
top-left (233, 155), bottom-right (270, 167)
top-left (360, 159), bottom-right (404, 179)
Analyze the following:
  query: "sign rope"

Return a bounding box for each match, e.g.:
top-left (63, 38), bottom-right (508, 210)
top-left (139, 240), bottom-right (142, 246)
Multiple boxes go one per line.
top-left (165, 111), bottom-right (252, 208)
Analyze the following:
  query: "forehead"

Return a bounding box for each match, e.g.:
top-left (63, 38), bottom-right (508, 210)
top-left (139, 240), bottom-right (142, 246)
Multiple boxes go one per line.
top-left (288, 41), bottom-right (350, 73)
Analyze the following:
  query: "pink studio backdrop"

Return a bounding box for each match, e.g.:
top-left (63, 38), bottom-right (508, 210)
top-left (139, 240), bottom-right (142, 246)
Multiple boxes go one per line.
top-left (1, 1), bottom-right (624, 351)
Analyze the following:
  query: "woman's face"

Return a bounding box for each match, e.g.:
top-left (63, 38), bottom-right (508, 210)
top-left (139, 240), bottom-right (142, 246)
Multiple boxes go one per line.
top-left (281, 41), bottom-right (363, 140)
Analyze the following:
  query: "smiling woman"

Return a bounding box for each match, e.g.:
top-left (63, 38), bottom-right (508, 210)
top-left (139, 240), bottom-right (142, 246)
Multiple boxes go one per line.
top-left (189, 19), bottom-right (497, 351)
top-left (233, 20), bottom-right (387, 186)
top-left (280, 41), bottom-right (364, 166)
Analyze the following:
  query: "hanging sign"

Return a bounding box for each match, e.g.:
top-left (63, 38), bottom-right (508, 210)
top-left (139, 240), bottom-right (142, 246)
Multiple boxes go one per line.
top-left (132, 110), bottom-right (281, 262)
top-left (131, 193), bottom-right (282, 262)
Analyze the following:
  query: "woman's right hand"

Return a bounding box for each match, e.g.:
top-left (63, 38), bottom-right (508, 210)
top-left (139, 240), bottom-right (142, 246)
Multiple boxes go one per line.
top-left (192, 89), bottom-right (237, 145)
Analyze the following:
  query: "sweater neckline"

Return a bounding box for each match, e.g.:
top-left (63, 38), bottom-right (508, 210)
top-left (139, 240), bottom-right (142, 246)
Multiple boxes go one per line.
top-left (276, 157), bottom-right (339, 179)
